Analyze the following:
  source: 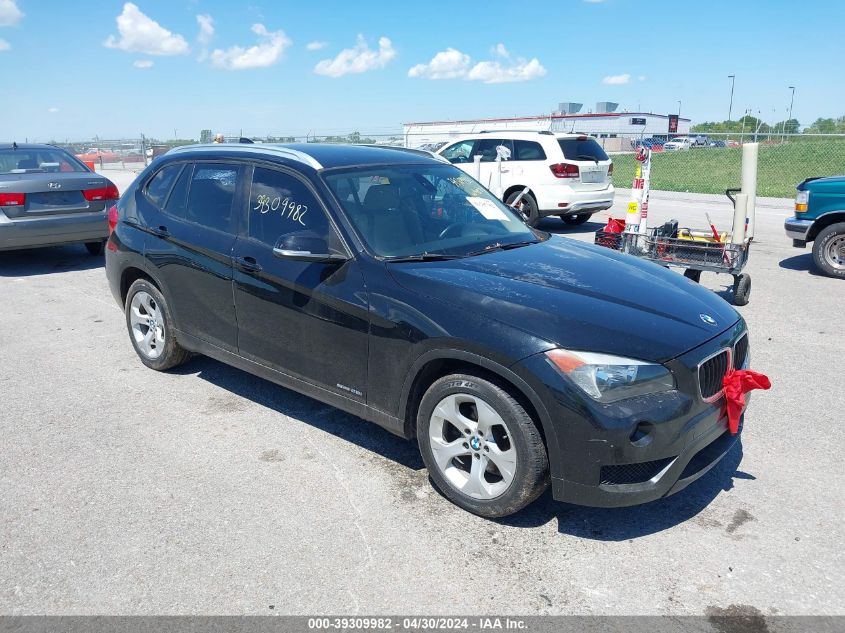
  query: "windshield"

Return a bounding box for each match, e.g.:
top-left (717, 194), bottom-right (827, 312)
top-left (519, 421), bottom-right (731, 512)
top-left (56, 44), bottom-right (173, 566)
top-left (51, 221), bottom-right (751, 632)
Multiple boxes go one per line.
top-left (323, 164), bottom-right (540, 258)
top-left (0, 148), bottom-right (87, 174)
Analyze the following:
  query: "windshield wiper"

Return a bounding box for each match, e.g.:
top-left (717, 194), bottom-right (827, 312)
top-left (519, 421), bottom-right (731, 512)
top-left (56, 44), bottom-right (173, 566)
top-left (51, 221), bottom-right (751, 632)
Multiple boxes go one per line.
top-left (385, 252), bottom-right (463, 263)
top-left (464, 240), bottom-right (538, 257)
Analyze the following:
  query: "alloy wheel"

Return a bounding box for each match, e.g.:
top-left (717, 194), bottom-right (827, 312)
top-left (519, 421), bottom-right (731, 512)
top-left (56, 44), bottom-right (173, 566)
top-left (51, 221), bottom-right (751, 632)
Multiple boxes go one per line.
top-left (129, 291), bottom-right (165, 359)
top-left (428, 393), bottom-right (517, 500)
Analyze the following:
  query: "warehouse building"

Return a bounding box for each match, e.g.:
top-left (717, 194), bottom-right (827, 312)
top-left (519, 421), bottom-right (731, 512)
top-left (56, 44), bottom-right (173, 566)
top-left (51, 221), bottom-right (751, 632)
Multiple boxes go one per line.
top-left (403, 102), bottom-right (691, 152)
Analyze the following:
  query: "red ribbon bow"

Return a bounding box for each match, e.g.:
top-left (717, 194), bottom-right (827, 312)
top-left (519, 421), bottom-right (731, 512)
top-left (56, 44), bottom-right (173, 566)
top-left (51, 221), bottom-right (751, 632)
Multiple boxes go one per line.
top-left (722, 369), bottom-right (771, 434)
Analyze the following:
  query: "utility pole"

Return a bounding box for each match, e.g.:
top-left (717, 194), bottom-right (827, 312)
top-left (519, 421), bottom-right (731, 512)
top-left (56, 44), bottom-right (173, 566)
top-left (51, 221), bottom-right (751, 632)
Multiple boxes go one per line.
top-left (787, 86), bottom-right (796, 138)
top-left (728, 75), bottom-right (735, 121)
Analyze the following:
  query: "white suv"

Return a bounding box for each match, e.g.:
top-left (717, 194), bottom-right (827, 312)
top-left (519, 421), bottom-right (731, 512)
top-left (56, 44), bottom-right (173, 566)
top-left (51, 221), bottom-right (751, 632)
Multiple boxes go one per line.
top-left (435, 131), bottom-right (614, 226)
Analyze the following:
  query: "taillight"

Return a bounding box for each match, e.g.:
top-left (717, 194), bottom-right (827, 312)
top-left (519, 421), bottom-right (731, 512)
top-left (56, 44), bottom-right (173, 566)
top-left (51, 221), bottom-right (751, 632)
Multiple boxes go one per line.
top-left (83, 184), bottom-right (120, 201)
top-left (0, 192), bottom-right (25, 206)
top-left (607, 163), bottom-right (613, 177)
top-left (550, 163), bottom-right (579, 179)
top-left (108, 205), bottom-right (119, 235)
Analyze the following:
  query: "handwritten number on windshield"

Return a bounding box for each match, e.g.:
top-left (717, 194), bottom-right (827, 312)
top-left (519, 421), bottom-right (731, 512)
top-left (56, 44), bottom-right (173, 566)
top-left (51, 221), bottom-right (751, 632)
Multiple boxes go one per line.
top-left (253, 194), bottom-right (307, 226)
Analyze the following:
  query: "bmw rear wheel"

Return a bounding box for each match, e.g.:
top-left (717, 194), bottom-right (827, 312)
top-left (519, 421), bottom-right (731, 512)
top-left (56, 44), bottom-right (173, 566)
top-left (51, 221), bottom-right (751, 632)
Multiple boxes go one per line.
top-left (417, 373), bottom-right (549, 517)
top-left (561, 213), bottom-right (591, 225)
top-left (125, 279), bottom-right (190, 371)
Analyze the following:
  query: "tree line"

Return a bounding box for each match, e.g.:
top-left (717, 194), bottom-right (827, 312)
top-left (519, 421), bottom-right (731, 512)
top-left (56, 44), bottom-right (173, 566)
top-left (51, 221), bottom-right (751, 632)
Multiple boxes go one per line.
top-left (692, 116), bottom-right (845, 134)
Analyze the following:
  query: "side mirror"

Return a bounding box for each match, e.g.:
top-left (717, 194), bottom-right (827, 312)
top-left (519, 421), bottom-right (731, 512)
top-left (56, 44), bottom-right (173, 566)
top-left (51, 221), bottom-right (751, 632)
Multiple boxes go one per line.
top-left (273, 231), bottom-right (347, 263)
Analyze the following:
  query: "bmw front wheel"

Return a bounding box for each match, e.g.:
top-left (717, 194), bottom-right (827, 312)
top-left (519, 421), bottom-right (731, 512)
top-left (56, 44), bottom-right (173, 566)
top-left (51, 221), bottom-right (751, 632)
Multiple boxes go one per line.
top-left (417, 373), bottom-right (549, 518)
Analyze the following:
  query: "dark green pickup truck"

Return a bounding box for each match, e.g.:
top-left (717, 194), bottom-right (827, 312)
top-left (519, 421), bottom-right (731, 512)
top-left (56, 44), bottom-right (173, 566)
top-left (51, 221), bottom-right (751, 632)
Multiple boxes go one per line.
top-left (784, 175), bottom-right (845, 278)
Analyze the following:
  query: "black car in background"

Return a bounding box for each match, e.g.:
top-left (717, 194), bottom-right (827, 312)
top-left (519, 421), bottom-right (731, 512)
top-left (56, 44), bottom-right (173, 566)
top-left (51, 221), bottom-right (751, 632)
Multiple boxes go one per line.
top-left (0, 143), bottom-right (119, 254)
top-left (105, 143), bottom-right (749, 517)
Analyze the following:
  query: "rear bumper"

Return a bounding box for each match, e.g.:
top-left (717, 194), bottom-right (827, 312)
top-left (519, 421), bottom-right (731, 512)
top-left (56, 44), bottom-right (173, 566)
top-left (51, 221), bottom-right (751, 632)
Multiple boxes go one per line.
top-left (785, 217), bottom-right (813, 242)
top-left (532, 183), bottom-right (615, 217)
top-left (0, 209), bottom-right (108, 250)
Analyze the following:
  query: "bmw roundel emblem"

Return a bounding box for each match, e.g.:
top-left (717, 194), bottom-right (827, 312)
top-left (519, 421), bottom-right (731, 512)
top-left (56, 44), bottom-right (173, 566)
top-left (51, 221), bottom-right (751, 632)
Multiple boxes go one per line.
top-left (700, 313), bottom-right (717, 326)
top-left (470, 436), bottom-right (481, 451)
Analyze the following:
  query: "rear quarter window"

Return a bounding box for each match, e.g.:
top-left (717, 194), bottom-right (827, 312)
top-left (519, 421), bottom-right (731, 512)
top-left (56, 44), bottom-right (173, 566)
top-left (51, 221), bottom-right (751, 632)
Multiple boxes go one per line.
top-left (512, 141), bottom-right (546, 161)
top-left (144, 164), bottom-right (182, 207)
top-left (557, 138), bottom-right (609, 162)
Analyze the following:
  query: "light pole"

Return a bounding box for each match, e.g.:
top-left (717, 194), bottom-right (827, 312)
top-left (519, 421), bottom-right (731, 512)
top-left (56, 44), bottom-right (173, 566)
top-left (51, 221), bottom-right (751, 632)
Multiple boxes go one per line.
top-left (677, 100), bottom-right (682, 118)
top-left (787, 86), bottom-right (796, 136)
top-left (728, 75), bottom-right (735, 121)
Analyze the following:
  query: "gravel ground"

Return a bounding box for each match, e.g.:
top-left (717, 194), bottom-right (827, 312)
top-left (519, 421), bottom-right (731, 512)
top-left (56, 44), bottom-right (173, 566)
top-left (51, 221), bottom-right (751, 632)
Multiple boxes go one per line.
top-left (0, 170), bottom-right (842, 616)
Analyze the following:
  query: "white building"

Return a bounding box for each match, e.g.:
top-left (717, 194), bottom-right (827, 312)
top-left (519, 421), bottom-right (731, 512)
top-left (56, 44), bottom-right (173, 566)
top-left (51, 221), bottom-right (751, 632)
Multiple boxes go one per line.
top-left (403, 112), bottom-right (691, 152)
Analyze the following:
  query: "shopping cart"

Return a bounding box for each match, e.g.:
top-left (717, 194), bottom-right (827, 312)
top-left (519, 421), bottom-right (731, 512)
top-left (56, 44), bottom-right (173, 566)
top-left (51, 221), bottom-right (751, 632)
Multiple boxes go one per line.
top-left (595, 191), bottom-right (752, 305)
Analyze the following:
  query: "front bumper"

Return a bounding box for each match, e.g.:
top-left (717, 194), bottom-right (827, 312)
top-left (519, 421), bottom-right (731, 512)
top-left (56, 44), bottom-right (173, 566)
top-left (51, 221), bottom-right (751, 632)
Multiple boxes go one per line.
top-left (513, 320), bottom-right (747, 508)
top-left (785, 217), bottom-right (813, 243)
top-left (0, 209), bottom-right (108, 251)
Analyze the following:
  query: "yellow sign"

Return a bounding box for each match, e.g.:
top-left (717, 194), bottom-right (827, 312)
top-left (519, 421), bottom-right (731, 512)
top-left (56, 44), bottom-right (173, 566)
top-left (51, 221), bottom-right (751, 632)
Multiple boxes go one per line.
top-left (635, 165), bottom-right (642, 178)
top-left (627, 201), bottom-right (639, 215)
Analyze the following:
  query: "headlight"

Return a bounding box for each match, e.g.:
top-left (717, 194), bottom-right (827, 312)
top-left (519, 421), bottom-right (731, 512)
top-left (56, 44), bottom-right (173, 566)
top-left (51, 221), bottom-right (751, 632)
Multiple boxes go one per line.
top-left (795, 189), bottom-right (809, 213)
top-left (545, 349), bottom-right (675, 403)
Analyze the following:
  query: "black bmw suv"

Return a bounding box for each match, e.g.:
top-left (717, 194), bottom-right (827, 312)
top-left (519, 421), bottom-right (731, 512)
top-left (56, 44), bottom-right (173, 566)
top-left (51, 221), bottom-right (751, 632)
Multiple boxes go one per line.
top-left (105, 143), bottom-right (749, 518)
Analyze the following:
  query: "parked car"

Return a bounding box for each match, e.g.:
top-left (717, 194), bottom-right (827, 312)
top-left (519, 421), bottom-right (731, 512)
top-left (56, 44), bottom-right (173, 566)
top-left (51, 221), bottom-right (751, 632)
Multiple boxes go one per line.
top-left (0, 143), bottom-right (119, 254)
top-left (690, 134), bottom-right (709, 147)
top-left (785, 175), bottom-right (845, 278)
top-left (634, 137), bottom-right (664, 151)
top-left (106, 143), bottom-right (751, 518)
top-left (436, 131), bottom-right (614, 226)
top-left (663, 137), bottom-right (693, 151)
top-left (709, 140), bottom-right (727, 148)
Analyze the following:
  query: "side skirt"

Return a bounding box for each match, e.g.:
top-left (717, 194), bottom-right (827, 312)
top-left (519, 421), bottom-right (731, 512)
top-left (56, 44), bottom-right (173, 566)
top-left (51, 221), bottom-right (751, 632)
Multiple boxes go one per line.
top-left (175, 329), bottom-right (407, 438)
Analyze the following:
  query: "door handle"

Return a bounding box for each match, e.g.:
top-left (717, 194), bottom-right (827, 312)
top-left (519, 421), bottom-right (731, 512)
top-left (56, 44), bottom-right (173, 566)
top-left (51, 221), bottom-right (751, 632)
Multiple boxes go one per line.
top-left (235, 255), bottom-right (262, 273)
top-left (150, 225), bottom-right (169, 238)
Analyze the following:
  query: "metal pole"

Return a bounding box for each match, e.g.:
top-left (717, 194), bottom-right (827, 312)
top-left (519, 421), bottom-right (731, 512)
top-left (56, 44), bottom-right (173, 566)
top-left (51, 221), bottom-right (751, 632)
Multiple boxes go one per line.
top-left (787, 86), bottom-right (795, 139)
top-left (728, 75), bottom-right (735, 121)
top-left (677, 100), bottom-right (682, 118)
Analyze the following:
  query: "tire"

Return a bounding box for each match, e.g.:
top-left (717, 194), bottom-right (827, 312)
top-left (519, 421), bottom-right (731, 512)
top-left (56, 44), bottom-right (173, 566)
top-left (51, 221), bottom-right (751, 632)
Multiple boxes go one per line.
top-left (683, 268), bottom-right (702, 283)
top-left (416, 373), bottom-right (549, 518)
top-left (85, 241), bottom-right (105, 256)
top-left (506, 190), bottom-right (539, 227)
top-left (732, 273), bottom-right (751, 306)
top-left (124, 279), bottom-right (190, 371)
top-left (560, 213), bottom-right (591, 226)
top-left (811, 222), bottom-right (845, 279)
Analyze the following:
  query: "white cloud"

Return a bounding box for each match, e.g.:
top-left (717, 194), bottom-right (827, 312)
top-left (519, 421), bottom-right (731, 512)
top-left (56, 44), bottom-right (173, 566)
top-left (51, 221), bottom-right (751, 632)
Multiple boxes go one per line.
top-left (0, 0), bottom-right (23, 27)
top-left (104, 2), bottom-right (189, 56)
top-left (584, 0), bottom-right (605, 3)
top-left (196, 14), bottom-right (214, 46)
top-left (133, 59), bottom-right (154, 68)
top-left (602, 73), bottom-right (631, 85)
top-left (306, 40), bottom-right (327, 51)
top-left (638, 75), bottom-right (646, 81)
top-left (314, 35), bottom-right (396, 77)
top-left (48, 107), bottom-right (59, 113)
top-left (209, 23), bottom-right (291, 70)
top-left (408, 48), bottom-right (471, 79)
top-left (0, 38), bottom-right (9, 51)
top-left (409, 44), bottom-right (545, 84)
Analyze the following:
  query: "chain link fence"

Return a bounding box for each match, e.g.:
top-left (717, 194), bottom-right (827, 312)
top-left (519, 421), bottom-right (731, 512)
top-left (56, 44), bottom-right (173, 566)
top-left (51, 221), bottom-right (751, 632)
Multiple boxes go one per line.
top-left (46, 131), bottom-right (845, 201)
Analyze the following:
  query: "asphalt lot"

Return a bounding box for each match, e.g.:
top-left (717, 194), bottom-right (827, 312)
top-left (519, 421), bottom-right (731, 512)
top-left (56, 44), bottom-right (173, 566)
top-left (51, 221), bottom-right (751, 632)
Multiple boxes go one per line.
top-left (1, 169), bottom-right (843, 616)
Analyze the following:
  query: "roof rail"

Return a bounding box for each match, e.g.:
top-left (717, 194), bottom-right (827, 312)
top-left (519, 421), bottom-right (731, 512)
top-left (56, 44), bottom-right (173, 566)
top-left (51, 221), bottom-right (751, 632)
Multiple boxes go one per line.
top-left (167, 143), bottom-right (322, 169)
top-left (477, 129), bottom-right (553, 135)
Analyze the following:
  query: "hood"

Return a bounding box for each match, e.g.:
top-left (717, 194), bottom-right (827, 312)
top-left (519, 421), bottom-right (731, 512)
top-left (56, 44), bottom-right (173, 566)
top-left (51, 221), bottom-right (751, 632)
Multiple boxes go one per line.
top-left (388, 236), bottom-right (740, 363)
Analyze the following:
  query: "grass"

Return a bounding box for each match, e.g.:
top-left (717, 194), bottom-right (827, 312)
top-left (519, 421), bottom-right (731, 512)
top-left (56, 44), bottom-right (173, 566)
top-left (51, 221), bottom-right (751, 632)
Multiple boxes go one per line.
top-left (612, 139), bottom-right (845, 198)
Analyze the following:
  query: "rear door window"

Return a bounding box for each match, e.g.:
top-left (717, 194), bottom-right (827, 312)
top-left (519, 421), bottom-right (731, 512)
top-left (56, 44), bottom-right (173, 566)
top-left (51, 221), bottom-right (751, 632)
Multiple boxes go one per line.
top-left (512, 141), bottom-right (546, 161)
top-left (185, 163), bottom-right (239, 233)
top-left (145, 164), bottom-right (182, 207)
top-left (557, 137), bottom-right (609, 162)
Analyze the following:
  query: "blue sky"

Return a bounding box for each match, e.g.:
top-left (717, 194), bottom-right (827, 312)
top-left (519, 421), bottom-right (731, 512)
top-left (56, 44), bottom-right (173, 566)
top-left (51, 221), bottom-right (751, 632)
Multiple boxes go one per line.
top-left (1, 0), bottom-right (842, 141)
